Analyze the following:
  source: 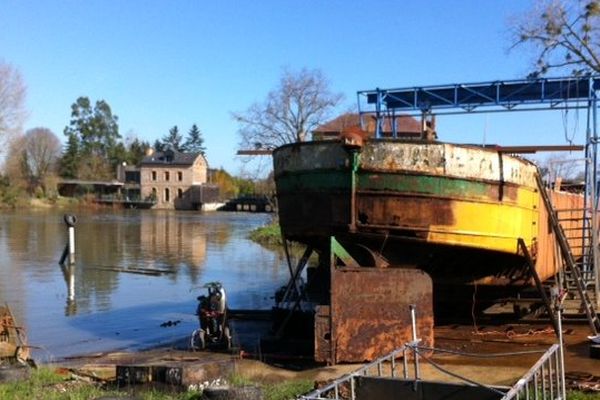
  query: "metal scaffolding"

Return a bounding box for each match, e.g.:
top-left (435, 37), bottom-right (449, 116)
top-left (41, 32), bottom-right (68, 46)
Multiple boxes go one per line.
top-left (357, 75), bottom-right (600, 304)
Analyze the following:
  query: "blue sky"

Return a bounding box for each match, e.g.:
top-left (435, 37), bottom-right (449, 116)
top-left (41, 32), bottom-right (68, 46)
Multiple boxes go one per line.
top-left (0, 1), bottom-right (589, 174)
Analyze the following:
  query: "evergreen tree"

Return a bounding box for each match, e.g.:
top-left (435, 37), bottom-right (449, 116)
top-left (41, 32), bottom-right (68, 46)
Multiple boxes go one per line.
top-left (64, 97), bottom-right (120, 158)
top-left (153, 139), bottom-right (164, 152)
top-left (63, 96), bottom-right (120, 179)
top-left (161, 125), bottom-right (183, 151)
top-left (183, 124), bottom-right (206, 154)
top-left (59, 133), bottom-right (81, 178)
top-left (108, 142), bottom-right (128, 170)
top-left (128, 138), bottom-right (151, 165)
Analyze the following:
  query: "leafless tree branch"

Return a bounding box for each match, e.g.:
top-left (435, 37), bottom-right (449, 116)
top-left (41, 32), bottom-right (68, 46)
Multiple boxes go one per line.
top-left (232, 67), bottom-right (343, 150)
top-left (0, 61), bottom-right (27, 159)
top-left (510, 0), bottom-right (600, 76)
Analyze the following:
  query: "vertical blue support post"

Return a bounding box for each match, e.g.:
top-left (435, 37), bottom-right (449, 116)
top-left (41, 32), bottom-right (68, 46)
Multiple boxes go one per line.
top-left (583, 100), bottom-right (592, 274)
top-left (593, 84), bottom-right (600, 307)
top-left (375, 89), bottom-right (382, 138)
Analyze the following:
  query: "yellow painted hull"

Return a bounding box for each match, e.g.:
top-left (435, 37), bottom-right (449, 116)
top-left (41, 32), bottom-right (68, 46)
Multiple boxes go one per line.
top-left (422, 189), bottom-right (539, 254)
top-left (274, 140), bottom-right (583, 286)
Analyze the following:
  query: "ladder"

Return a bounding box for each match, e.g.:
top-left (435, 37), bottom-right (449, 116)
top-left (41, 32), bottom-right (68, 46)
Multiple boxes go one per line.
top-left (555, 209), bottom-right (594, 291)
top-left (536, 173), bottom-right (600, 336)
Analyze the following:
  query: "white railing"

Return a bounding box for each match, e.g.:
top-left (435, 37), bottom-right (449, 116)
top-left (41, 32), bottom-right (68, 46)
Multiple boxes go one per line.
top-left (500, 344), bottom-right (566, 400)
top-left (300, 343), bottom-right (565, 400)
top-left (299, 346), bottom-right (410, 400)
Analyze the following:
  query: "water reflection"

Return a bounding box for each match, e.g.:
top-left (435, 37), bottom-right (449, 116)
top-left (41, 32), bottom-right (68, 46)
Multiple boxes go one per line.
top-left (0, 209), bottom-right (285, 360)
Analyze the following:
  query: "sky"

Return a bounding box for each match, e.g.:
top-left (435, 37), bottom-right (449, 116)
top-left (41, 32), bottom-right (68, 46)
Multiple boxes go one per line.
top-left (0, 0), bottom-right (592, 174)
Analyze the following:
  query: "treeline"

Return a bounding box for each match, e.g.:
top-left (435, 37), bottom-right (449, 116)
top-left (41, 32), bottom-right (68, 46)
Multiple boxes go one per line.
top-left (210, 168), bottom-right (274, 200)
top-left (0, 95), bottom-right (261, 207)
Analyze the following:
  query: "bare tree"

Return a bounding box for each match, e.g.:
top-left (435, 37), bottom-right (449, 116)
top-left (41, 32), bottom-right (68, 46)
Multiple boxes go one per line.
top-left (232, 68), bottom-right (343, 150)
top-left (21, 127), bottom-right (61, 191)
top-left (0, 61), bottom-right (27, 154)
top-left (511, 0), bottom-right (600, 76)
top-left (536, 153), bottom-right (585, 184)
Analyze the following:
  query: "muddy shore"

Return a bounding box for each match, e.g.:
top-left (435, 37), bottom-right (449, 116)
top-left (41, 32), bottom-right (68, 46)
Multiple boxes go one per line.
top-left (47, 321), bottom-right (599, 393)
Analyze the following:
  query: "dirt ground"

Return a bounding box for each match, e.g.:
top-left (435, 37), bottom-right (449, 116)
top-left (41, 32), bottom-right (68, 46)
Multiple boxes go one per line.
top-left (48, 321), bottom-right (599, 392)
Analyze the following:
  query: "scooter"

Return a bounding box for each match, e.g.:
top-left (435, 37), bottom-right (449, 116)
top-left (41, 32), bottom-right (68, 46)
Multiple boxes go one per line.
top-left (190, 282), bottom-right (232, 351)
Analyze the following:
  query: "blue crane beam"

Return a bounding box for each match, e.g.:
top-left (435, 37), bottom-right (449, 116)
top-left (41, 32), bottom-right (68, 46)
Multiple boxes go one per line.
top-left (358, 76), bottom-right (600, 115)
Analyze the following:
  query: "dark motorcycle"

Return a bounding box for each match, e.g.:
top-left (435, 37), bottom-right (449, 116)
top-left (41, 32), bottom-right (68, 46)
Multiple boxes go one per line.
top-left (190, 282), bottom-right (232, 350)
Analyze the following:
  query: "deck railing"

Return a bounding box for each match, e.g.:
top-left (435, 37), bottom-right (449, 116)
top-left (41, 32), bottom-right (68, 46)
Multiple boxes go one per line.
top-left (299, 343), bottom-right (565, 400)
top-left (500, 344), bottom-right (566, 400)
top-left (299, 346), bottom-right (410, 400)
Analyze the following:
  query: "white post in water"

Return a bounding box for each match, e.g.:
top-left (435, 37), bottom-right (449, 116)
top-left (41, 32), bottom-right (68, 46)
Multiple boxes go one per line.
top-left (64, 214), bottom-right (77, 265)
top-left (68, 226), bottom-right (75, 265)
top-left (67, 265), bottom-right (75, 302)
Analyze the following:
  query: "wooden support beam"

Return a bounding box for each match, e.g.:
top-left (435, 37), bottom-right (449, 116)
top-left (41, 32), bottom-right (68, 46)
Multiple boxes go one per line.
top-left (490, 145), bottom-right (584, 154)
top-left (236, 149), bottom-right (273, 156)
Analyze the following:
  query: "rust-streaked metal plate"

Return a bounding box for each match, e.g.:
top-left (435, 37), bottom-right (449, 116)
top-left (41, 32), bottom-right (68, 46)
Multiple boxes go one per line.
top-left (328, 268), bottom-right (433, 363)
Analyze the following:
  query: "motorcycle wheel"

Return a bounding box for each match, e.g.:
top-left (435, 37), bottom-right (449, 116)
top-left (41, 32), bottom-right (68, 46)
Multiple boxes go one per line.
top-left (223, 326), bottom-right (232, 350)
top-left (190, 329), bottom-right (206, 351)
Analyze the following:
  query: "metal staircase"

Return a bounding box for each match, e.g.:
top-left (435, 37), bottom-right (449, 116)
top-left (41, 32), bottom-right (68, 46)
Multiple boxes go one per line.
top-left (536, 172), bottom-right (600, 336)
top-left (554, 208), bottom-right (595, 292)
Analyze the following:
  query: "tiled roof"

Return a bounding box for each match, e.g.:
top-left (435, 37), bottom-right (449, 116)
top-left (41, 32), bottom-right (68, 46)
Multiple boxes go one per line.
top-left (140, 149), bottom-right (203, 166)
top-left (314, 112), bottom-right (421, 136)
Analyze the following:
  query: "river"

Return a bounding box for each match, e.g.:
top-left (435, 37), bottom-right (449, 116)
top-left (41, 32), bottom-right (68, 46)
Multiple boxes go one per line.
top-left (0, 209), bottom-right (287, 362)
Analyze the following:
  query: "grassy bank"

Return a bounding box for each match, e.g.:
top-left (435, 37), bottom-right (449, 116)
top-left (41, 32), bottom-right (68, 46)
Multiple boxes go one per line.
top-left (0, 368), bottom-right (313, 400)
top-left (0, 367), bottom-right (196, 400)
top-left (1, 367), bottom-right (598, 399)
top-left (0, 196), bottom-right (82, 210)
top-left (248, 221), bottom-right (283, 247)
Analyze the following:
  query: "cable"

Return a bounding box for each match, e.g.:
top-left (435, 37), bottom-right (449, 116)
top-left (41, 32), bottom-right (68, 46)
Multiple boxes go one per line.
top-left (471, 280), bottom-right (479, 333)
top-left (413, 345), bottom-right (546, 358)
top-left (413, 347), bottom-right (507, 396)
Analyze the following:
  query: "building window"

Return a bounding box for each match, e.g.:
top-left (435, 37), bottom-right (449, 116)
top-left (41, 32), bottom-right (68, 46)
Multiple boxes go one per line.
top-left (177, 171), bottom-right (183, 181)
top-left (164, 188), bottom-right (170, 202)
top-left (178, 188), bottom-right (183, 198)
top-left (164, 171), bottom-right (170, 181)
top-left (151, 187), bottom-right (157, 201)
top-left (151, 171), bottom-right (157, 181)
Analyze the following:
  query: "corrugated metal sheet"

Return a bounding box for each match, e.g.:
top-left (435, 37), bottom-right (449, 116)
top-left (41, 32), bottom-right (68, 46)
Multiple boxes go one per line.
top-left (535, 189), bottom-right (586, 281)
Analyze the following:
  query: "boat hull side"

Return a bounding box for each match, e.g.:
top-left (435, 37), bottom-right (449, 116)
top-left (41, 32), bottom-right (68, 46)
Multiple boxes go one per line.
top-left (273, 140), bottom-right (543, 288)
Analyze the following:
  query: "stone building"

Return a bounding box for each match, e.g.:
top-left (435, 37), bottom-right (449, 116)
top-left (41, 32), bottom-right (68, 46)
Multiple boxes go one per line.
top-left (139, 148), bottom-right (214, 210)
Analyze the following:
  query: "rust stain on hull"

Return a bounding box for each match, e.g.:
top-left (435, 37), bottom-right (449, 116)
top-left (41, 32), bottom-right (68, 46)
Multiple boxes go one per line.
top-left (357, 194), bottom-right (455, 228)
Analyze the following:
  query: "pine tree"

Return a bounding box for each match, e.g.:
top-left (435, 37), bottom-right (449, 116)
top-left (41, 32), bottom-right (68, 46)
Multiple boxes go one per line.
top-left (128, 138), bottom-right (151, 165)
top-left (59, 133), bottom-right (81, 178)
top-left (161, 125), bottom-right (183, 151)
top-left (63, 96), bottom-right (120, 178)
top-left (182, 124), bottom-right (206, 155)
top-left (153, 139), bottom-right (164, 152)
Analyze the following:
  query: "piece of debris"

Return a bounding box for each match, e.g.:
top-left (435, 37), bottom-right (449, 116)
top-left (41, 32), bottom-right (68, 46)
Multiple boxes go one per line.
top-left (1, 304), bottom-right (32, 364)
top-left (159, 320), bottom-right (181, 328)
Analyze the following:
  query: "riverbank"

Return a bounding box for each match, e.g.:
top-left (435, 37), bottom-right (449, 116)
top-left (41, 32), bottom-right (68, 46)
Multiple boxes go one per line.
top-left (0, 195), bottom-right (87, 210)
top-left (0, 364), bottom-right (313, 400)
top-left (248, 220), bottom-right (283, 247)
top-left (4, 320), bottom-right (599, 399)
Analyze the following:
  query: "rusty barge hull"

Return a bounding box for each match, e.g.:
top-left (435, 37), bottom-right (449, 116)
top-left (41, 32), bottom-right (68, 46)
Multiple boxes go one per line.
top-left (274, 140), bottom-right (583, 287)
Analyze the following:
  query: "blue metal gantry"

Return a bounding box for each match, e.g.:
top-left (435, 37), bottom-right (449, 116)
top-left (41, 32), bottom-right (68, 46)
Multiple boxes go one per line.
top-left (357, 75), bottom-right (600, 303)
top-left (357, 76), bottom-right (599, 137)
